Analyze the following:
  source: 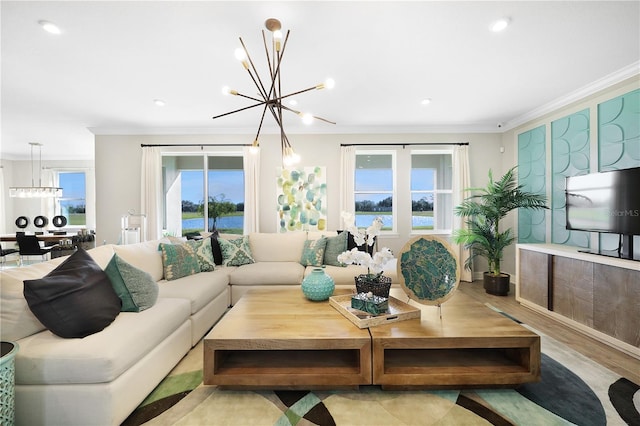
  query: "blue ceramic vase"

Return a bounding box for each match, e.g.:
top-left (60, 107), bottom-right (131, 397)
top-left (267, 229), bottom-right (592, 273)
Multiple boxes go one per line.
top-left (301, 268), bottom-right (335, 301)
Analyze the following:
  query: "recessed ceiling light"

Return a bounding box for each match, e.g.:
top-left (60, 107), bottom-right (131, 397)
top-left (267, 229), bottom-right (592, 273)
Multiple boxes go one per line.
top-left (421, 98), bottom-right (432, 106)
top-left (38, 20), bottom-right (61, 35)
top-left (491, 18), bottom-right (510, 32)
top-left (153, 99), bottom-right (166, 107)
top-left (288, 99), bottom-right (298, 106)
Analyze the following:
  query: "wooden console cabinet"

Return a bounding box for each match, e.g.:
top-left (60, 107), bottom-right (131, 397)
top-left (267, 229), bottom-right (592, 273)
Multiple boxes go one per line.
top-left (516, 244), bottom-right (640, 359)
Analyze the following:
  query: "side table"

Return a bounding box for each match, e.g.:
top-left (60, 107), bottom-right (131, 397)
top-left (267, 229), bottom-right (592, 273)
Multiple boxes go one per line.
top-left (1, 341), bottom-right (19, 426)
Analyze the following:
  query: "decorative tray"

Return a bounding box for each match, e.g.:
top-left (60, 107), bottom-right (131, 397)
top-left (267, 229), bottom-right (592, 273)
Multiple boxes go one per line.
top-left (329, 294), bottom-right (421, 328)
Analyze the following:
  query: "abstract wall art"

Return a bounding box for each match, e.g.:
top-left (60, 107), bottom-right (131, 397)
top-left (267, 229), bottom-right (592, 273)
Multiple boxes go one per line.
top-left (276, 166), bottom-right (327, 232)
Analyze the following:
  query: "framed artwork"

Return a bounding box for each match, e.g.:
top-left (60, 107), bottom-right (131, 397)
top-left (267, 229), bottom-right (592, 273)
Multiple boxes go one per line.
top-left (276, 166), bottom-right (327, 232)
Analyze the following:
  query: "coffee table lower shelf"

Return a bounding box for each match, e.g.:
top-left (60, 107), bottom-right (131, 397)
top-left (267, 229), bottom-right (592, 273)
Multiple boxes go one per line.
top-left (207, 347), bottom-right (370, 389)
top-left (372, 341), bottom-right (540, 389)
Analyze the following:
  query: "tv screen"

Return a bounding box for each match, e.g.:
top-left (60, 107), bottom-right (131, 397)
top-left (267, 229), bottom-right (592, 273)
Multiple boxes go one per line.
top-left (565, 167), bottom-right (640, 235)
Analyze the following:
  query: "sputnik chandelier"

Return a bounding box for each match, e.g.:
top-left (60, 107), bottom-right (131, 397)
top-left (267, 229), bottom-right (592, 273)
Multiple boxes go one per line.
top-left (212, 18), bottom-right (335, 165)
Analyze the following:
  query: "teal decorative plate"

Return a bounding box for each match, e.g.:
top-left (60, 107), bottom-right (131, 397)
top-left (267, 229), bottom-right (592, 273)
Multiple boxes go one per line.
top-left (397, 236), bottom-right (460, 305)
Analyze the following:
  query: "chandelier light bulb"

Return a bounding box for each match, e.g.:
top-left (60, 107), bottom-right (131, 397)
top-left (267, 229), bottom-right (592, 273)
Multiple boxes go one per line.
top-left (300, 113), bottom-right (314, 125)
top-left (273, 30), bottom-right (283, 51)
top-left (234, 48), bottom-right (249, 69)
top-left (221, 86), bottom-right (236, 96)
top-left (324, 78), bottom-right (335, 90)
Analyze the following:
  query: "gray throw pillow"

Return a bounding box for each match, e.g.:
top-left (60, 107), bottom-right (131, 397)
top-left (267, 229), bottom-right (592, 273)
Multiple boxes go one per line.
top-left (106, 254), bottom-right (158, 312)
top-left (323, 232), bottom-right (348, 267)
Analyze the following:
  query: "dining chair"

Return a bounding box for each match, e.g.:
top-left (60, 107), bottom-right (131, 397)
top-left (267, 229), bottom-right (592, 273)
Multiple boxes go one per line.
top-left (16, 235), bottom-right (53, 265)
top-left (0, 242), bottom-right (19, 268)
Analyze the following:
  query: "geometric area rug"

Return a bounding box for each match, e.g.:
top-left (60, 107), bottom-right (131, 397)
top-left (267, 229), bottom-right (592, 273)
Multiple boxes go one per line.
top-left (122, 315), bottom-right (640, 426)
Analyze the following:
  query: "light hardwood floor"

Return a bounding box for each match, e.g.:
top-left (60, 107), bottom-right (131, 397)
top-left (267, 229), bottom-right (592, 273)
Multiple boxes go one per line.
top-left (458, 280), bottom-right (639, 385)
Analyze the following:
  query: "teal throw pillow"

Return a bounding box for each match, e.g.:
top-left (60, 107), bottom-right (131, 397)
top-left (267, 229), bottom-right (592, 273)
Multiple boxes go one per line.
top-left (300, 237), bottom-right (328, 267)
top-left (158, 242), bottom-right (200, 281)
top-left (186, 238), bottom-right (215, 272)
top-left (105, 254), bottom-right (158, 312)
top-left (323, 232), bottom-right (348, 267)
top-left (218, 236), bottom-right (255, 266)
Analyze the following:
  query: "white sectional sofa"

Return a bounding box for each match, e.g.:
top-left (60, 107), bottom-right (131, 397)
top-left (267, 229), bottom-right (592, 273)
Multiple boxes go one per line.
top-left (0, 231), bottom-right (396, 426)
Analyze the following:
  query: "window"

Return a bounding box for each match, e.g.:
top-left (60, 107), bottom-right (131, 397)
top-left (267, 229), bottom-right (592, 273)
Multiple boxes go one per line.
top-left (411, 150), bottom-right (453, 233)
top-left (57, 171), bottom-right (86, 226)
top-left (162, 154), bottom-right (244, 237)
top-left (354, 151), bottom-right (396, 231)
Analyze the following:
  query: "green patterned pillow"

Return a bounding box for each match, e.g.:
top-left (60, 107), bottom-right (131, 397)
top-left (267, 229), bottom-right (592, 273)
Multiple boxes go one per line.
top-left (323, 232), bottom-right (348, 267)
top-left (186, 238), bottom-right (215, 272)
top-left (218, 236), bottom-right (255, 266)
top-left (158, 243), bottom-right (199, 281)
top-left (300, 237), bottom-right (327, 267)
top-left (105, 254), bottom-right (158, 312)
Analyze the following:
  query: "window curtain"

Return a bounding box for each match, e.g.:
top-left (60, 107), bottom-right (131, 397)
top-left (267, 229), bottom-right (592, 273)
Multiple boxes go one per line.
top-left (141, 147), bottom-right (162, 241)
top-left (339, 146), bottom-right (356, 229)
top-left (0, 167), bottom-right (5, 234)
top-left (243, 146), bottom-right (260, 233)
top-left (452, 145), bottom-right (472, 282)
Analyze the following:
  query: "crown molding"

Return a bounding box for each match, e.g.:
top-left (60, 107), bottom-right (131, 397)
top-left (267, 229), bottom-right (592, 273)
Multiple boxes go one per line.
top-left (504, 61), bottom-right (640, 132)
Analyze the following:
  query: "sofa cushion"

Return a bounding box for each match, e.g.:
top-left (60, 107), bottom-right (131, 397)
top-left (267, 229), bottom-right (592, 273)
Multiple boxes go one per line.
top-left (157, 269), bottom-right (229, 314)
top-left (300, 237), bottom-right (327, 267)
top-left (219, 236), bottom-right (255, 266)
top-left (249, 232), bottom-right (306, 262)
top-left (14, 297), bottom-right (191, 385)
top-left (185, 238), bottom-right (215, 272)
top-left (0, 262), bottom-right (62, 341)
top-left (229, 261), bottom-right (305, 285)
top-left (23, 248), bottom-right (122, 338)
top-left (105, 254), bottom-right (158, 312)
top-left (158, 242), bottom-right (200, 281)
top-left (86, 244), bottom-right (116, 269)
top-left (323, 232), bottom-right (348, 267)
top-left (113, 240), bottom-right (165, 282)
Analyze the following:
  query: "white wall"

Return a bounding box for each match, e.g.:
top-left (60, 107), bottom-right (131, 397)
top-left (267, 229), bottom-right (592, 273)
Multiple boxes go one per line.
top-left (94, 132), bottom-right (506, 257)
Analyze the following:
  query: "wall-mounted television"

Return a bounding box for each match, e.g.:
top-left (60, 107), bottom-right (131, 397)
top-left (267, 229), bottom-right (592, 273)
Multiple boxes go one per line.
top-left (565, 166), bottom-right (640, 261)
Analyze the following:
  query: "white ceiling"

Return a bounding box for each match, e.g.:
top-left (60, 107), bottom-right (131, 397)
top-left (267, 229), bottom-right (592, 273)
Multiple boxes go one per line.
top-left (2, 1), bottom-right (639, 161)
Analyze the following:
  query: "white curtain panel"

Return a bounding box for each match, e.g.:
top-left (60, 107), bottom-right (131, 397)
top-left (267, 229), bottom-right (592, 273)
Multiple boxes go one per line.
top-left (453, 145), bottom-right (472, 282)
top-left (141, 147), bottom-right (163, 241)
top-left (0, 167), bottom-right (5, 234)
top-left (243, 146), bottom-right (260, 233)
top-left (339, 145), bottom-right (356, 229)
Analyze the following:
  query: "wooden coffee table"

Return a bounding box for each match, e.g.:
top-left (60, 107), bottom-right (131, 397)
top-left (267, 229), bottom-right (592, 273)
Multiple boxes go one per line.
top-left (203, 287), bottom-right (540, 389)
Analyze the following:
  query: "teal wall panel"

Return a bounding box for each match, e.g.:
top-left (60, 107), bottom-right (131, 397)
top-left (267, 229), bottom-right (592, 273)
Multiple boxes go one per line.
top-left (598, 88), bottom-right (640, 171)
top-left (518, 125), bottom-right (546, 243)
top-left (551, 109), bottom-right (590, 248)
top-left (597, 89), bottom-right (640, 252)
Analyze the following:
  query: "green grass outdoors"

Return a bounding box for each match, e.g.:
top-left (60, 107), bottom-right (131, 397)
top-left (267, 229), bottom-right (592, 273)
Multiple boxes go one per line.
top-left (68, 214), bottom-right (85, 226)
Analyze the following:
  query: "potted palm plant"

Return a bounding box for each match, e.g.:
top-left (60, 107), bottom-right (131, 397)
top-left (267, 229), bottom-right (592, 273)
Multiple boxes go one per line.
top-left (453, 166), bottom-right (547, 295)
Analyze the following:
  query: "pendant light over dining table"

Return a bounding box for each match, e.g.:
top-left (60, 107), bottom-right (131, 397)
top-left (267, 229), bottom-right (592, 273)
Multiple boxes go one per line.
top-left (212, 18), bottom-right (335, 166)
top-left (9, 142), bottom-right (62, 198)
